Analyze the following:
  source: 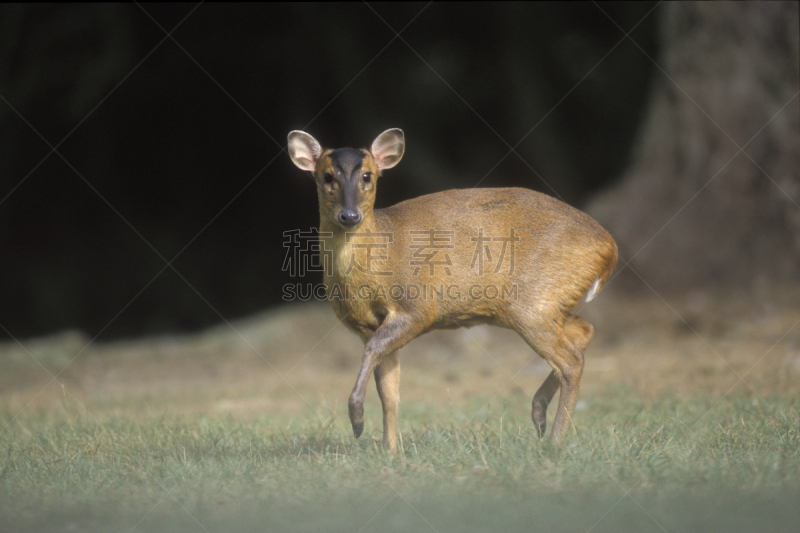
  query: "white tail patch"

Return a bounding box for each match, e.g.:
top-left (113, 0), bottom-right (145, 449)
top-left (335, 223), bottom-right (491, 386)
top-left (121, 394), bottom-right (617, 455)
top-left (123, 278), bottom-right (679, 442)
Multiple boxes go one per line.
top-left (585, 277), bottom-right (602, 302)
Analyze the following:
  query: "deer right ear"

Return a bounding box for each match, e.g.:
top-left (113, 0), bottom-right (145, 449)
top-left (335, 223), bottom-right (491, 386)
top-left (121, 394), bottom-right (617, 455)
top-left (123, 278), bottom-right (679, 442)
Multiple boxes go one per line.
top-left (287, 131), bottom-right (322, 171)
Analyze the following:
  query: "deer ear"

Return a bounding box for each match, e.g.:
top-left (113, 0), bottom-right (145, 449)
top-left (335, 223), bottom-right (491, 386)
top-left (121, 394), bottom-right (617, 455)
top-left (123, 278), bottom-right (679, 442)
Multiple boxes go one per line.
top-left (371, 128), bottom-right (404, 170)
top-left (287, 131), bottom-right (322, 171)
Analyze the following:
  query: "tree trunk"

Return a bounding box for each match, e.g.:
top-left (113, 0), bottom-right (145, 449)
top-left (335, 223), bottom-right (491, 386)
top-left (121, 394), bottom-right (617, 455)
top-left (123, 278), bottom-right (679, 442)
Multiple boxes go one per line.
top-left (591, 1), bottom-right (800, 292)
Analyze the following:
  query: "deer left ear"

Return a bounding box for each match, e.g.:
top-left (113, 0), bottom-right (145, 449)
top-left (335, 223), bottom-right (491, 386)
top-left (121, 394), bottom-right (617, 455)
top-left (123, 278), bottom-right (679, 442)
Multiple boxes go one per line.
top-left (371, 129), bottom-right (404, 170)
top-left (288, 131), bottom-right (322, 171)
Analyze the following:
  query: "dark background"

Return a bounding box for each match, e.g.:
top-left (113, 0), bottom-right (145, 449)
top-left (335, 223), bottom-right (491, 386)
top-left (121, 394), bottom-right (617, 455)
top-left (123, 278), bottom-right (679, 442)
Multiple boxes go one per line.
top-left (1, 2), bottom-right (660, 339)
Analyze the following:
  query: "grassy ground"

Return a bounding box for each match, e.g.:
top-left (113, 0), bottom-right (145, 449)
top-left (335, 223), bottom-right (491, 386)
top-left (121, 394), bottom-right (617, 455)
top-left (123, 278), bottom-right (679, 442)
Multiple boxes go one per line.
top-left (1, 287), bottom-right (799, 532)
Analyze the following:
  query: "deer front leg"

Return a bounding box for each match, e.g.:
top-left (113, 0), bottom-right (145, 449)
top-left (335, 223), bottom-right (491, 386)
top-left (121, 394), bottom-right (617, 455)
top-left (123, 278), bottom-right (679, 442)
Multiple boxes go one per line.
top-left (374, 351), bottom-right (400, 453)
top-left (348, 315), bottom-right (420, 445)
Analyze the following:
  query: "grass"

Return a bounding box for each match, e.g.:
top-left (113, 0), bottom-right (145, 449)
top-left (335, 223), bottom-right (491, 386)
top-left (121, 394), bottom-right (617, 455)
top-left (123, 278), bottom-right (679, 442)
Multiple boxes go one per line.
top-left (2, 293), bottom-right (799, 532)
top-left (1, 391), bottom-right (798, 533)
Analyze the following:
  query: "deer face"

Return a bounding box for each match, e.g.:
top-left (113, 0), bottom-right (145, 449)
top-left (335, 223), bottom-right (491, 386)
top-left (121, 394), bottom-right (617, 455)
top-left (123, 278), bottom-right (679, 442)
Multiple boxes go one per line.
top-left (288, 129), bottom-right (405, 230)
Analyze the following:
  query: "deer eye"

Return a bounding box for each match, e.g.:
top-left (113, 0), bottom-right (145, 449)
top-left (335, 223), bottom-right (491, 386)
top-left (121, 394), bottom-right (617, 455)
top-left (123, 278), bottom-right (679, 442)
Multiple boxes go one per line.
top-left (323, 172), bottom-right (334, 184)
top-left (362, 172), bottom-right (372, 183)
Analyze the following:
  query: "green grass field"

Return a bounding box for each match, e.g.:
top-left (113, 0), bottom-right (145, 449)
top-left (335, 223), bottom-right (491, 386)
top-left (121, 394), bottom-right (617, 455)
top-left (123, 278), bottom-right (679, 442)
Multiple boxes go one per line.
top-left (2, 393), bottom-right (799, 532)
top-left (1, 295), bottom-right (799, 532)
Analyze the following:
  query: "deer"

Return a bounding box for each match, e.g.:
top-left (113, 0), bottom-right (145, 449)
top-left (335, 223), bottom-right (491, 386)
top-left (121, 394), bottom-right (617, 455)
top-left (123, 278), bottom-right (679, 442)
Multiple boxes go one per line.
top-left (287, 128), bottom-right (617, 453)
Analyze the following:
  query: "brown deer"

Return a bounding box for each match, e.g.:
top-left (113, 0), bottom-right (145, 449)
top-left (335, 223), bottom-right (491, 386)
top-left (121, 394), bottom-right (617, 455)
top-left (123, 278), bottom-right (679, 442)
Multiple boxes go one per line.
top-left (287, 128), bottom-right (617, 453)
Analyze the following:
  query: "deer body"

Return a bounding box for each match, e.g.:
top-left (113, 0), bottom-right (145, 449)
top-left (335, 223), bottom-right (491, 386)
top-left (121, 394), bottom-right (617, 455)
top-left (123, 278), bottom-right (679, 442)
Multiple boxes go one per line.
top-left (288, 129), bottom-right (617, 453)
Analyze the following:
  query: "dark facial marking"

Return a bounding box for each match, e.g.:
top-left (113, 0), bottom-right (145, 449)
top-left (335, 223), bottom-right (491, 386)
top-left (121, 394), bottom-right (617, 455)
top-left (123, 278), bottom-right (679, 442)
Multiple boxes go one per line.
top-left (329, 148), bottom-right (365, 179)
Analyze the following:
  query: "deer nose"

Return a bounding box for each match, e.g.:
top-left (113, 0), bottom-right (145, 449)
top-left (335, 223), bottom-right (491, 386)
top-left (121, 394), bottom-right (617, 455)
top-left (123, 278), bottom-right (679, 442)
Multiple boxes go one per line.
top-left (338, 209), bottom-right (362, 227)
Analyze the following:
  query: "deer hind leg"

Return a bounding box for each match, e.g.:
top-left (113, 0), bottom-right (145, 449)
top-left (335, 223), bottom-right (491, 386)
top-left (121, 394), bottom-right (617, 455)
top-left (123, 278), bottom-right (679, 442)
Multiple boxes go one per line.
top-left (374, 351), bottom-right (400, 454)
top-left (532, 370), bottom-right (560, 438)
top-left (524, 314), bottom-right (594, 443)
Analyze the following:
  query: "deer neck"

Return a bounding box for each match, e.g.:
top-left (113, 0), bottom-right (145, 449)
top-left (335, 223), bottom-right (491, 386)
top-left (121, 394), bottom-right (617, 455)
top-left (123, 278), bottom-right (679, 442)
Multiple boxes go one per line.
top-left (319, 209), bottom-right (389, 286)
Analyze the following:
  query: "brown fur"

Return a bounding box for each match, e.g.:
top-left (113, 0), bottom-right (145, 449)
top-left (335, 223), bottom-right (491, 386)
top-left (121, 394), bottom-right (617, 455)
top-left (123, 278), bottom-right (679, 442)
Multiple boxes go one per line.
top-left (287, 129), bottom-right (617, 452)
